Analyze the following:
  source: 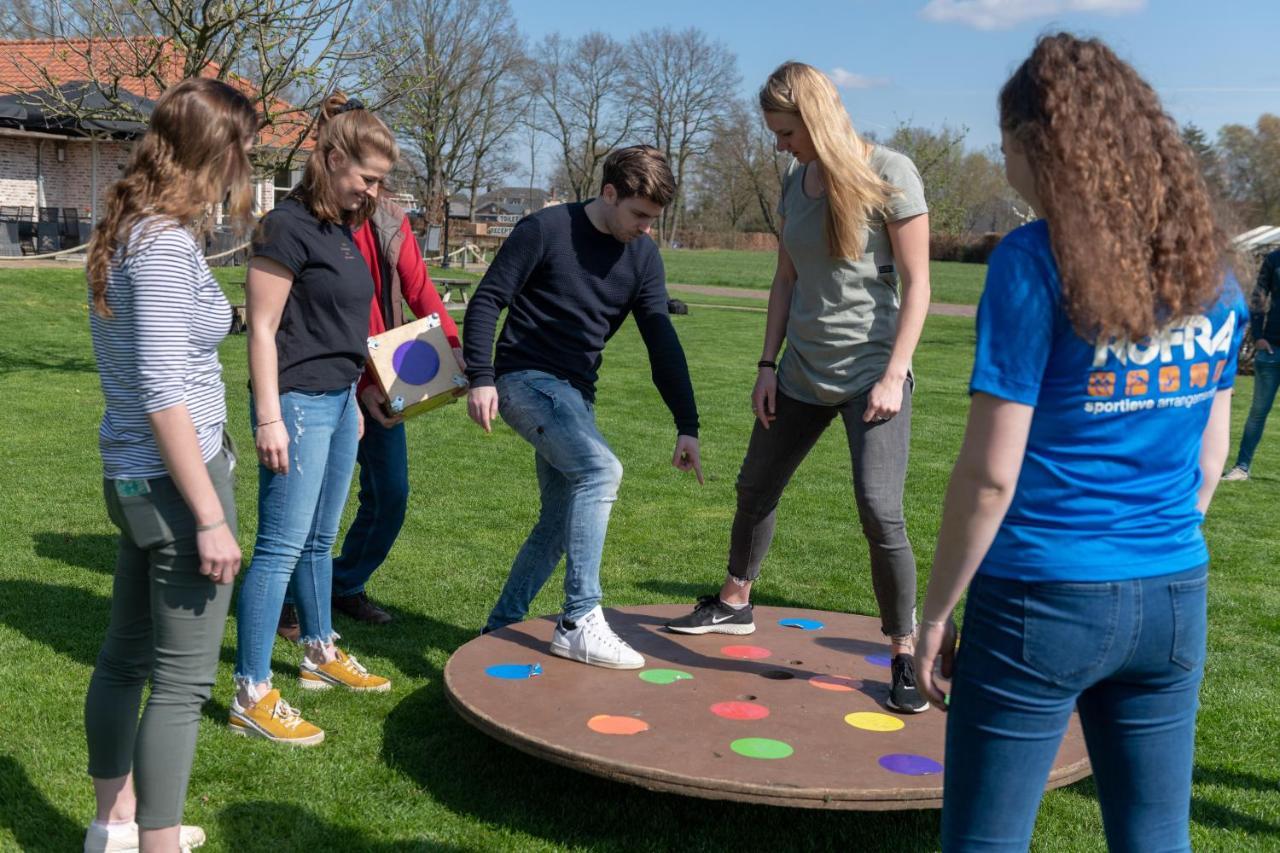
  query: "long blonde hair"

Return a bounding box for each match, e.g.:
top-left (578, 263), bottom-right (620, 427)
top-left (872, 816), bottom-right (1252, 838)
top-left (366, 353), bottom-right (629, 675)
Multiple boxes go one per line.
top-left (88, 78), bottom-right (260, 316)
top-left (759, 61), bottom-right (893, 259)
top-left (290, 92), bottom-right (398, 227)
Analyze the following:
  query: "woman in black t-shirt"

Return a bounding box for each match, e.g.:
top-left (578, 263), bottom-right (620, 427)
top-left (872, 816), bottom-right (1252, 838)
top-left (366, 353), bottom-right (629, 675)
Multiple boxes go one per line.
top-left (230, 93), bottom-right (399, 744)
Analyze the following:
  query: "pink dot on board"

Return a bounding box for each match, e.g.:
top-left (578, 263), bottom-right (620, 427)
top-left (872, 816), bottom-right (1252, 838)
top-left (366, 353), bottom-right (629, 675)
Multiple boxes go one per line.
top-left (709, 701), bottom-right (770, 720)
top-left (720, 645), bottom-right (771, 660)
top-left (808, 675), bottom-right (861, 692)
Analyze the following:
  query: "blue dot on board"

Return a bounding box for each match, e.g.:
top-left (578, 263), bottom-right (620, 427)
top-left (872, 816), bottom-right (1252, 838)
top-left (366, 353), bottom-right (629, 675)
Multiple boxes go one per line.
top-left (485, 663), bottom-right (543, 680)
top-left (865, 654), bottom-right (892, 667)
top-left (778, 618), bottom-right (824, 631)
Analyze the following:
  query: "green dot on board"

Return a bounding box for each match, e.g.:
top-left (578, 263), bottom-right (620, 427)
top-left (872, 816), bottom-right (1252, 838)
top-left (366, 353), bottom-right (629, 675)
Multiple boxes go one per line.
top-left (730, 737), bottom-right (794, 759)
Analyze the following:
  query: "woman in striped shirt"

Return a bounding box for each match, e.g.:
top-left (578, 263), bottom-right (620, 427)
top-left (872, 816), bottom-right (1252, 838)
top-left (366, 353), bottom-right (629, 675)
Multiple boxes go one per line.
top-left (85, 78), bottom-right (259, 853)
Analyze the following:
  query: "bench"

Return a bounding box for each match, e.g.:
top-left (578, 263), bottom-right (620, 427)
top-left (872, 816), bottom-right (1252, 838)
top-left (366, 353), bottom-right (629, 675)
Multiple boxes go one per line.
top-left (436, 278), bottom-right (474, 304)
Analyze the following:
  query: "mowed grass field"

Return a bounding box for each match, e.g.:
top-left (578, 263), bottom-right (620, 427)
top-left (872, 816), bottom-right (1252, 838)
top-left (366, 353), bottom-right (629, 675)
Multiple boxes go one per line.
top-left (659, 248), bottom-right (987, 305)
top-left (1, 267), bottom-right (1277, 851)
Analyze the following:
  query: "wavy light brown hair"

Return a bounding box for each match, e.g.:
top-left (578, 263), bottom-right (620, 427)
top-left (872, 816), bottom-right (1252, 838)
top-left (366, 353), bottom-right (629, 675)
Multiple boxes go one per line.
top-left (1000, 34), bottom-right (1226, 340)
top-left (290, 92), bottom-right (398, 227)
top-left (759, 61), bottom-right (894, 260)
top-left (88, 78), bottom-right (260, 317)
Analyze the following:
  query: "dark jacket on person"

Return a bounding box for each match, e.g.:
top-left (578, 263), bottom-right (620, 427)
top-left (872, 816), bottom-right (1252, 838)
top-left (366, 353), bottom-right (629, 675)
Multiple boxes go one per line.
top-left (1249, 249), bottom-right (1280, 345)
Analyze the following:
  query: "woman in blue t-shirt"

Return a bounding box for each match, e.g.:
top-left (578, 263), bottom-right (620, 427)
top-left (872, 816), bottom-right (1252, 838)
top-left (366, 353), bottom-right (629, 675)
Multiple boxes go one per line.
top-left (914, 34), bottom-right (1247, 851)
top-left (230, 93), bottom-right (399, 745)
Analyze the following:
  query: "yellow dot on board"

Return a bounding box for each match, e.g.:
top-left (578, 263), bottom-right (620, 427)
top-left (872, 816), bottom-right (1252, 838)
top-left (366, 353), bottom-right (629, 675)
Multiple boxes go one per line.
top-left (844, 711), bottom-right (905, 732)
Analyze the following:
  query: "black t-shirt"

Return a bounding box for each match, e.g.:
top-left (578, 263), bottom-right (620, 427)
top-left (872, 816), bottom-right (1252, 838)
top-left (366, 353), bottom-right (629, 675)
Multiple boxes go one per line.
top-left (252, 197), bottom-right (374, 392)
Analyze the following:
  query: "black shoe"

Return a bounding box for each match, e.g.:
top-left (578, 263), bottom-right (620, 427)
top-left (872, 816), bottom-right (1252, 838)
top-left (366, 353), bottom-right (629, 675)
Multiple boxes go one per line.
top-left (332, 591), bottom-right (393, 625)
top-left (886, 653), bottom-right (930, 713)
top-left (276, 604), bottom-right (300, 643)
top-left (665, 595), bottom-right (755, 635)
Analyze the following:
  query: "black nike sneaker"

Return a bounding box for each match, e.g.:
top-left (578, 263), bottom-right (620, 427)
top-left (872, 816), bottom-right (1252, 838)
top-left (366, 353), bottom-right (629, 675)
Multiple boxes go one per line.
top-left (886, 653), bottom-right (930, 713)
top-left (665, 594), bottom-right (756, 635)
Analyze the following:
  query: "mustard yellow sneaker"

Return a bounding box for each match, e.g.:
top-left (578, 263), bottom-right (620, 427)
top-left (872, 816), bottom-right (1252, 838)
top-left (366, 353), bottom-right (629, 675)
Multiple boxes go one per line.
top-left (299, 648), bottom-right (391, 692)
top-left (228, 689), bottom-right (324, 746)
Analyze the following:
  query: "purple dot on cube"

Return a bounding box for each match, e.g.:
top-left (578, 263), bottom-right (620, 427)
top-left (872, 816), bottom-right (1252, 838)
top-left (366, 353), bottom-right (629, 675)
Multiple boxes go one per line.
top-left (879, 753), bottom-right (943, 776)
top-left (392, 340), bottom-right (440, 386)
top-left (865, 654), bottom-right (892, 667)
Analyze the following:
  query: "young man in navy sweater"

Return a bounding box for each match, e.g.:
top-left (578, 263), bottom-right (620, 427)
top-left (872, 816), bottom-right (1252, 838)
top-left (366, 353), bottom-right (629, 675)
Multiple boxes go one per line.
top-left (464, 146), bottom-right (702, 668)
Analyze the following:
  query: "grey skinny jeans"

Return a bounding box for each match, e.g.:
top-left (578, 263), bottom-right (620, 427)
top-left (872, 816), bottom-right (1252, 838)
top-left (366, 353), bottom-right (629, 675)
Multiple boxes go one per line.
top-left (729, 381), bottom-right (917, 637)
top-left (85, 441), bottom-right (236, 829)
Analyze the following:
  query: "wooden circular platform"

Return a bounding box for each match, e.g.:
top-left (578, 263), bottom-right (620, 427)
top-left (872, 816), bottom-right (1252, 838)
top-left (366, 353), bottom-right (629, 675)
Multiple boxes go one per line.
top-left (444, 605), bottom-right (1092, 810)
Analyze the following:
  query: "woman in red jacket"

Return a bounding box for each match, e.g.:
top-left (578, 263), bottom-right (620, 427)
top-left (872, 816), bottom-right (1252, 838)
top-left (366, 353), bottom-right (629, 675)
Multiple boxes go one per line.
top-left (279, 197), bottom-right (462, 636)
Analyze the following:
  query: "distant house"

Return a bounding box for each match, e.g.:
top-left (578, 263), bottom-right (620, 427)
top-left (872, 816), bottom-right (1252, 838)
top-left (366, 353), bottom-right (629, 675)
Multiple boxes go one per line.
top-left (0, 37), bottom-right (309, 253)
top-left (471, 187), bottom-right (562, 237)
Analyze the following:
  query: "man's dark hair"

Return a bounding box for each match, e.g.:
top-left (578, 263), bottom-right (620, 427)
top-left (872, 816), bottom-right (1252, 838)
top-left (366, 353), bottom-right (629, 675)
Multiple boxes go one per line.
top-left (601, 145), bottom-right (675, 207)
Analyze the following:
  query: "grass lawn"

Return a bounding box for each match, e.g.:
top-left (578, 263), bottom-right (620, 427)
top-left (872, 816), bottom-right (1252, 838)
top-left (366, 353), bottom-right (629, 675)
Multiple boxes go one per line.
top-left (660, 248), bottom-right (988, 305)
top-left (1, 268), bottom-right (1277, 851)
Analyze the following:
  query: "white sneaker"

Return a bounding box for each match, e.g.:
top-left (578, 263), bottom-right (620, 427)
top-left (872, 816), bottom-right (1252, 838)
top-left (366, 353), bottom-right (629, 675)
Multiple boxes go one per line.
top-left (549, 606), bottom-right (645, 670)
top-left (84, 820), bottom-right (206, 852)
top-left (1222, 466), bottom-right (1250, 482)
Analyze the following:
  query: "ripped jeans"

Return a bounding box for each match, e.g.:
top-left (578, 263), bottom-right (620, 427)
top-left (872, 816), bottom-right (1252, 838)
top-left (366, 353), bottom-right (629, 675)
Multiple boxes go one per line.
top-left (234, 386), bottom-right (359, 685)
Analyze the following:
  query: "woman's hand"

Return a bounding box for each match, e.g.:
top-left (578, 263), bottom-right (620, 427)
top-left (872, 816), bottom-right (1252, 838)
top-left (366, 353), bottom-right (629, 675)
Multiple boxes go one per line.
top-left (197, 523), bottom-right (242, 585)
top-left (863, 374), bottom-right (905, 424)
top-left (914, 616), bottom-right (958, 711)
top-left (255, 420), bottom-right (289, 474)
top-left (752, 368), bottom-right (778, 429)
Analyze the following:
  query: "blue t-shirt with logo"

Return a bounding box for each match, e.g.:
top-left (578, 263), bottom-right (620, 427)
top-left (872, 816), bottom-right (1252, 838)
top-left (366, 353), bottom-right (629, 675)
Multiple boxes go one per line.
top-left (971, 220), bottom-right (1247, 582)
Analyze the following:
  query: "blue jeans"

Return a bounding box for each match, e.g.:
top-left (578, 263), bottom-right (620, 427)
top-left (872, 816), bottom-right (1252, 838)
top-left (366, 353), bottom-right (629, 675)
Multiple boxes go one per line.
top-left (484, 370), bottom-right (622, 630)
top-left (331, 417), bottom-right (409, 597)
top-left (1234, 346), bottom-right (1280, 471)
top-left (235, 387), bottom-right (359, 684)
top-left (942, 564), bottom-right (1208, 852)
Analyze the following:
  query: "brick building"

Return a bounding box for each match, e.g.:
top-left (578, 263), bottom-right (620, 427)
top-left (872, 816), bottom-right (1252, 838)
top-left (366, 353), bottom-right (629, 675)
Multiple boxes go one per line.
top-left (0, 38), bottom-right (307, 245)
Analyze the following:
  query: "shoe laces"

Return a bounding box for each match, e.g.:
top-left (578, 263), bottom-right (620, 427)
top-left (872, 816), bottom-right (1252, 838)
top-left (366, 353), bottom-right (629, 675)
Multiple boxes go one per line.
top-left (582, 616), bottom-right (631, 650)
top-left (693, 594), bottom-right (720, 612)
top-left (339, 652), bottom-right (371, 676)
top-left (269, 697), bottom-right (306, 731)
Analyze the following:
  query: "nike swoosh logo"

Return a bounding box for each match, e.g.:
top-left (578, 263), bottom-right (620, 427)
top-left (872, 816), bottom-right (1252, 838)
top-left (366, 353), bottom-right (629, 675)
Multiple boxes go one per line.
top-left (711, 614), bottom-right (738, 623)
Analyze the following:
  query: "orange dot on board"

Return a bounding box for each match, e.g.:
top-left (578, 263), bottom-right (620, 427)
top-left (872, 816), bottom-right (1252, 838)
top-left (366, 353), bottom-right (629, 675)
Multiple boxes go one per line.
top-left (720, 645), bottom-right (771, 660)
top-left (809, 675), bottom-right (861, 692)
top-left (587, 715), bottom-right (650, 735)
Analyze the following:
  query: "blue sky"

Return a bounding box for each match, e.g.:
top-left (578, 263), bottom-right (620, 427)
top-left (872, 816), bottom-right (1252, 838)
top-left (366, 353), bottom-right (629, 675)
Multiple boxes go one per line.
top-left (506, 0), bottom-right (1280, 153)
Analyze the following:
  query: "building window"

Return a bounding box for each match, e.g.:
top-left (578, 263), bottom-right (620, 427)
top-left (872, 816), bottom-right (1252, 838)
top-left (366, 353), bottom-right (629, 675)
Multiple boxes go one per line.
top-left (274, 166), bottom-right (302, 204)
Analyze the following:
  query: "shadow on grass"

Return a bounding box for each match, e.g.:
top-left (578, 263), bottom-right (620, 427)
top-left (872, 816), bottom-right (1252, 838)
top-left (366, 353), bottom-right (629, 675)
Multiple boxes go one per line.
top-left (0, 579), bottom-right (108, 667)
top-left (0, 754), bottom-right (84, 851)
top-left (378, 613), bottom-right (940, 852)
top-left (215, 801), bottom-right (472, 852)
top-left (0, 348), bottom-right (98, 375)
top-left (32, 531), bottom-right (117, 574)
top-left (1191, 765), bottom-right (1280, 837)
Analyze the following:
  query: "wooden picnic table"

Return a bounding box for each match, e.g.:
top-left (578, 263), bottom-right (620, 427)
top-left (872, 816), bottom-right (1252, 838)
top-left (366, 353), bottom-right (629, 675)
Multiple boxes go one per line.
top-left (435, 277), bottom-right (474, 304)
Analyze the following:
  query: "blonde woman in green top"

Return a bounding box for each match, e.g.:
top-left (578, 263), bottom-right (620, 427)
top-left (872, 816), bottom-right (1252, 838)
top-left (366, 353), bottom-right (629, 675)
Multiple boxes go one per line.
top-left (667, 61), bottom-right (932, 713)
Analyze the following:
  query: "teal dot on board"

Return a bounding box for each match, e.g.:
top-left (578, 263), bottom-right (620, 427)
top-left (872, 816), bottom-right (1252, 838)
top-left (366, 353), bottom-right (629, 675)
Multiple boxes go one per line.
top-left (778, 618), bottom-right (824, 631)
top-left (639, 668), bottom-right (694, 685)
top-left (730, 737), bottom-right (794, 760)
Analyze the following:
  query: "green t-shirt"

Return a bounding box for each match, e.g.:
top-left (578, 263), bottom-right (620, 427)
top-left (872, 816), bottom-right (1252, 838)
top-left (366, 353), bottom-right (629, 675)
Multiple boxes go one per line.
top-left (777, 147), bottom-right (928, 405)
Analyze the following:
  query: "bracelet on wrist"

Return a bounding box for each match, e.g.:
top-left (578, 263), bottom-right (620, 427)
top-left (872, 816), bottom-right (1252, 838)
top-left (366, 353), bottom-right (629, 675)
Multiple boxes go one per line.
top-left (254, 418), bottom-right (283, 431)
top-left (920, 617), bottom-right (950, 628)
top-left (757, 360), bottom-right (777, 370)
top-left (196, 518), bottom-right (227, 532)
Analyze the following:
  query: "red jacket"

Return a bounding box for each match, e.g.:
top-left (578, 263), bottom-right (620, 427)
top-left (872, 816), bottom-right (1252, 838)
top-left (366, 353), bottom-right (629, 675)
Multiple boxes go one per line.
top-left (352, 203), bottom-right (461, 397)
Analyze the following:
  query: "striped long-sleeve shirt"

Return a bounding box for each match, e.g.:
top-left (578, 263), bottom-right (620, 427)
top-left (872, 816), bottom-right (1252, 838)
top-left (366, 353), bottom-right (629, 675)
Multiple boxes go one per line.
top-left (89, 219), bottom-right (231, 480)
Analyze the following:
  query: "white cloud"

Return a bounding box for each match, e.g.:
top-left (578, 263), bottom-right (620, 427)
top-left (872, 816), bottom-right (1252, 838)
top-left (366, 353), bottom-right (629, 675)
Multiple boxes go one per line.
top-left (920, 0), bottom-right (1146, 30)
top-left (829, 67), bottom-right (890, 89)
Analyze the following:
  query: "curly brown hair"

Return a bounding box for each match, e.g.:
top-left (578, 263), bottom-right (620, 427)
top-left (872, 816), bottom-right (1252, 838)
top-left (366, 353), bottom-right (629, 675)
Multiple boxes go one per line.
top-left (1000, 33), bottom-right (1226, 341)
top-left (88, 78), bottom-right (260, 317)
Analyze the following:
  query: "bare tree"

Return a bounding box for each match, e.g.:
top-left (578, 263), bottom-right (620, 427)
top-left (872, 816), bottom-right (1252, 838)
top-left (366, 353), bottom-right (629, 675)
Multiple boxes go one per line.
top-left (1218, 114), bottom-right (1280, 229)
top-left (625, 27), bottom-right (739, 245)
top-left (525, 31), bottom-right (633, 202)
top-left (373, 0), bottom-right (526, 228)
top-left (696, 101), bottom-right (783, 236)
